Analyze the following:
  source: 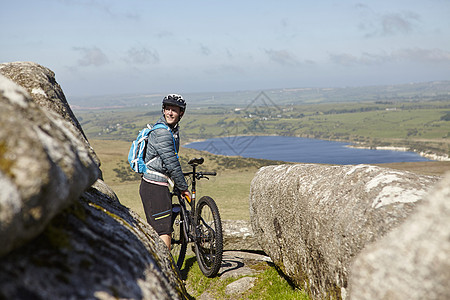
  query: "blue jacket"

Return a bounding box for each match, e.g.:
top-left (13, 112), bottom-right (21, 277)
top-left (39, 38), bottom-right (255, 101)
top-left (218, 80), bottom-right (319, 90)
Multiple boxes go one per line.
top-left (143, 117), bottom-right (188, 191)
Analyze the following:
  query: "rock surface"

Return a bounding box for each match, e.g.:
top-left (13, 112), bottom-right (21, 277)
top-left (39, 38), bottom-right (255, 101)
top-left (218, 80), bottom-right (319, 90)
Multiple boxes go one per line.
top-left (0, 62), bottom-right (101, 169)
top-left (0, 73), bottom-right (100, 256)
top-left (0, 62), bottom-right (186, 299)
top-left (185, 250), bottom-right (271, 299)
top-left (249, 164), bottom-right (439, 299)
top-left (219, 250), bottom-right (271, 280)
top-left (222, 219), bottom-right (261, 251)
top-left (225, 277), bottom-right (258, 295)
top-left (349, 172), bottom-right (450, 300)
top-left (0, 179), bottom-right (186, 299)
top-left (0, 63), bottom-right (86, 142)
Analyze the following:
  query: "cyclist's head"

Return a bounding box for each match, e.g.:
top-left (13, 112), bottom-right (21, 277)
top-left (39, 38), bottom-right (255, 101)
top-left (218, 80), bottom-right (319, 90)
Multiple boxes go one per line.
top-left (162, 94), bottom-right (186, 112)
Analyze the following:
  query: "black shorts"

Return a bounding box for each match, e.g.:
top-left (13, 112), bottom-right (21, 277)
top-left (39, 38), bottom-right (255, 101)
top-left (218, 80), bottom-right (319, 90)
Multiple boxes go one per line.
top-left (139, 180), bottom-right (172, 235)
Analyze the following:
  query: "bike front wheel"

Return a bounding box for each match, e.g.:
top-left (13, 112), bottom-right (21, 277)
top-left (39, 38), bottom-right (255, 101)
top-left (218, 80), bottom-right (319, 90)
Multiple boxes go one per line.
top-left (194, 196), bottom-right (223, 277)
top-left (171, 204), bottom-right (187, 270)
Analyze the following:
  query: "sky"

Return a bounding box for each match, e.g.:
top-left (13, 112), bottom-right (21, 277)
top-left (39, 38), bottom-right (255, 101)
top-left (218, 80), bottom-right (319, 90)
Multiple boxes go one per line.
top-left (1, 0), bottom-right (450, 98)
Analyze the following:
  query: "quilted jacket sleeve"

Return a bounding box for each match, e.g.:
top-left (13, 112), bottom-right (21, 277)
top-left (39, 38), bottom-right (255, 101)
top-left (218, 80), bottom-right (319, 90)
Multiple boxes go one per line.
top-left (151, 128), bottom-right (188, 191)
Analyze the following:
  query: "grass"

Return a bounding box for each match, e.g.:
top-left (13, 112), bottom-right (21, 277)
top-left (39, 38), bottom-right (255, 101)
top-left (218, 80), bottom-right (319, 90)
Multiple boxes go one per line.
top-left (89, 139), bottom-right (281, 221)
top-left (76, 99), bottom-right (450, 156)
top-left (89, 138), bottom-right (450, 300)
top-left (180, 256), bottom-right (309, 300)
top-left (90, 137), bottom-right (450, 223)
top-left (74, 96), bottom-right (450, 299)
top-left (98, 170), bottom-right (257, 222)
top-left (246, 266), bottom-right (309, 300)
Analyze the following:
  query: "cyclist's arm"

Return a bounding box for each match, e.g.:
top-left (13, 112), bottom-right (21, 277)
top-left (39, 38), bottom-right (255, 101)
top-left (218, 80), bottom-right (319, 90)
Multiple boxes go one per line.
top-left (152, 129), bottom-right (188, 191)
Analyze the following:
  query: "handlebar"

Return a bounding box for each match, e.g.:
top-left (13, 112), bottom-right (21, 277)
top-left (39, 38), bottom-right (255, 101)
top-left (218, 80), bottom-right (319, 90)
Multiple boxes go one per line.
top-left (181, 156), bottom-right (217, 183)
top-left (201, 171), bottom-right (217, 176)
top-left (183, 171), bottom-right (217, 178)
top-left (183, 157), bottom-right (216, 178)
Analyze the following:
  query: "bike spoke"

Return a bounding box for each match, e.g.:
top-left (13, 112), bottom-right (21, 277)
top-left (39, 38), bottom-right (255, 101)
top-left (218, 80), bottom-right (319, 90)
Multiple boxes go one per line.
top-left (172, 161), bottom-right (222, 277)
top-left (199, 216), bottom-right (216, 235)
top-left (170, 204), bottom-right (187, 270)
top-left (194, 196), bottom-right (223, 277)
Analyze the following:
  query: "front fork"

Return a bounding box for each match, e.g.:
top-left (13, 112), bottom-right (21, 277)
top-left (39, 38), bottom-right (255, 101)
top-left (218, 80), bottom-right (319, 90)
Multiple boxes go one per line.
top-left (172, 185), bottom-right (198, 243)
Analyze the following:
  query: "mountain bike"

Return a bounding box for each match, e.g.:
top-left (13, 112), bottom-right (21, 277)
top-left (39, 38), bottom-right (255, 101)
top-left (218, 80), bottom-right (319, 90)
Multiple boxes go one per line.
top-left (171, 157), bottom-right (223, 277)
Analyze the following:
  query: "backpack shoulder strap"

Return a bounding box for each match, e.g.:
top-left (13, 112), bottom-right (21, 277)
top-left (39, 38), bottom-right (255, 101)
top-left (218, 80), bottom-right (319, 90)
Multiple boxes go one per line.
top-left (151, 123), bottom-right (168, 131)
top-left (149, 123), bottom-right (179, 159)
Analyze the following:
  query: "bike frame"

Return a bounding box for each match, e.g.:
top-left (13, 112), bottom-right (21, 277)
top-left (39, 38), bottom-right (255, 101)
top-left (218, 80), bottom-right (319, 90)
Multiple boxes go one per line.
top-left (171, 157), bottom-right (222, 277)
top-left (183, 162), bottom-right (199, 208)
top-left (173, 161), bottom-right (215, 243)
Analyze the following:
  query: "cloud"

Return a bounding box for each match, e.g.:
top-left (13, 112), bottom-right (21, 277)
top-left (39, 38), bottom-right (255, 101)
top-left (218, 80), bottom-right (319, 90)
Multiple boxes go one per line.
top-left (124, 47), bottom-right (160, 64)
top-left (393, 48), bottom-right (450, 63)
top-left (200, 44), bottom-right (212, 56)
top-left (330, 48), bottom-right (450, 66)
top-left (265, 49), bottom-right (301, 67)
top-left (330, 52), bottom-right (390, 66)
top-left (354, 3), bottom-right (369, 10)
top-left (73, 47), bottom-right (109, 67)
top-left (356, 4), bottom-right (420, 37)
top-left (55, 0), bottom-right (139, 20)
top-left (226, 49), bottom-right (233, 59)
top-left (156, 31), bottom-right (174, 39)
top-left (380, 12), bottom-right (419, 35)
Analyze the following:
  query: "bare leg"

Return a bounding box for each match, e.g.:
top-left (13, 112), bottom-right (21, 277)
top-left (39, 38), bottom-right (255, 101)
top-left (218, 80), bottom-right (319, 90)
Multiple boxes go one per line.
top-left (160, 234), bottom-right (171, 249)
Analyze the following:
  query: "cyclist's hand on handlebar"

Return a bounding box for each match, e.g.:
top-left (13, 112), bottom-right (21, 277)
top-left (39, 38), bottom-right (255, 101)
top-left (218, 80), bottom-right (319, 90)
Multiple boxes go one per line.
top-left (181, 189), bottom-right (191, 203)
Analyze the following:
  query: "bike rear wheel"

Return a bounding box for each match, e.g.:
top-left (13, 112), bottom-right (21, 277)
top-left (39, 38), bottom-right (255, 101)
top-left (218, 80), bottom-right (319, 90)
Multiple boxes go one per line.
top-left (171, 204), bottom-right (187, 270)
top-left (194, 196), bottom-right (223, 277)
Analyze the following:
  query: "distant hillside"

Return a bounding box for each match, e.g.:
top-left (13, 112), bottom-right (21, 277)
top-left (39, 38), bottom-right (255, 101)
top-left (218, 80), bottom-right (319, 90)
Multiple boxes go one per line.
top-left (69, 80), bottom-right (450, 110)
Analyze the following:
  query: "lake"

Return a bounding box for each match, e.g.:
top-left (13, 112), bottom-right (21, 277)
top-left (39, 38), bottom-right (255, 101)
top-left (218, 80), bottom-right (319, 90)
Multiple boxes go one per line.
top-left (184, 135), bottom-right (430, 165)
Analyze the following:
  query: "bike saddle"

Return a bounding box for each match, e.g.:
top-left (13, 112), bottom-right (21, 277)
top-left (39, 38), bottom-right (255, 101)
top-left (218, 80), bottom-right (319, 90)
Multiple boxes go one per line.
top-left (188, 157), bottom-right (204, 166)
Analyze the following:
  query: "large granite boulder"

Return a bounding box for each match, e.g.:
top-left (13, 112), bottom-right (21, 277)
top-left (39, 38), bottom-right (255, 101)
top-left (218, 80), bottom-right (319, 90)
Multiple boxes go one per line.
top-left (0, 63), bottom-right (187, 299)
top-left (0, 73), bottom-right (100, 257)
top-left (349, 172), bottom-right (450, 299)
top-left (0, 62), bottom-right (86, 141)
top-left (0, 62), bottom-right (101, 169)
top-left (249, 164), bottom-right (438, 299)
top-left (0, 180), bottom-right (186, 299)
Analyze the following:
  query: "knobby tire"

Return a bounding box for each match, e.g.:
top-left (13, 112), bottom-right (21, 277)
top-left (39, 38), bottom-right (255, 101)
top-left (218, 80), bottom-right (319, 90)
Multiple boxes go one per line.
top-left (171, 204), bottom-right (187, 270)
top-left (194, 196), bottom-right (223, 277)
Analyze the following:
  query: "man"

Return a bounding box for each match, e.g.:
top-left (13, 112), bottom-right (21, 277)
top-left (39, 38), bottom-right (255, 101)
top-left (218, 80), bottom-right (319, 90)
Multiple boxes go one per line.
top-left (139, 94), bottom-right (190, 249)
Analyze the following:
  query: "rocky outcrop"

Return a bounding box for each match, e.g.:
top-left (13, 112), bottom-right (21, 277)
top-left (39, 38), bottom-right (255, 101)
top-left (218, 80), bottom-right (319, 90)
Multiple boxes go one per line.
top-left (249, 164), bottom-right (439, 299)
top-left (349, 172), bottom-right (450, 300)
top-left (0, 179), bottom-right (186, 299)
top-left (0, 72), bottom-right (100, 257)
top-left (0, 63), bottom-right (186, 299)
top-left (222, 219), bottom-right (261, 251)
top-left (0, 62), bottom-right (101, 169)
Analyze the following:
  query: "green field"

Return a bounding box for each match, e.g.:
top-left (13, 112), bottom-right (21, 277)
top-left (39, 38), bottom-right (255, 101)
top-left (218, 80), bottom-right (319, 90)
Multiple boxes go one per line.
top-left (70, 81), bottom-right (450, 108)
top-left (90, 139), bottom-right (289, 221)
top-left (77, 99), bottom-right (450, 157)
top-left (80, 97), bottom-right (450, 220)
top-left (78, 94), bottom-right (450, 221)
top-left (89, 123), bottom-right (450, 300)
top-left (77, 89), bottom-right (450, 299)
top-left (91, 137), bottom-right (450, 224)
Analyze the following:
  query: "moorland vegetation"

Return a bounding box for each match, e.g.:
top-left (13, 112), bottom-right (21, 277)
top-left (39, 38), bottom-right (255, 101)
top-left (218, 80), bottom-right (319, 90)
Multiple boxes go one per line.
top-left (73, 83), bottom-right (450, 218)
top-left (73, 83), bottom-right (450, 299)
top-left (77, 100), bottom-right (450, 157)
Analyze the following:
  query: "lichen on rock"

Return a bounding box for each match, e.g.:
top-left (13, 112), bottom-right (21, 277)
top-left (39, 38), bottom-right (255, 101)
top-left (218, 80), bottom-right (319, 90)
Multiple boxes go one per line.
top-left (249, 163), bottom-right (439, 299)
top-left (0, 62), bottom-right (187, 299)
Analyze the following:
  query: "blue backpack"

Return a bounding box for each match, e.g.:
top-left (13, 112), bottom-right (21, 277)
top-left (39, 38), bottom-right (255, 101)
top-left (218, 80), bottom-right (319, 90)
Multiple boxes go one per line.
top-left (128, 123), bottom-right (178, 174)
